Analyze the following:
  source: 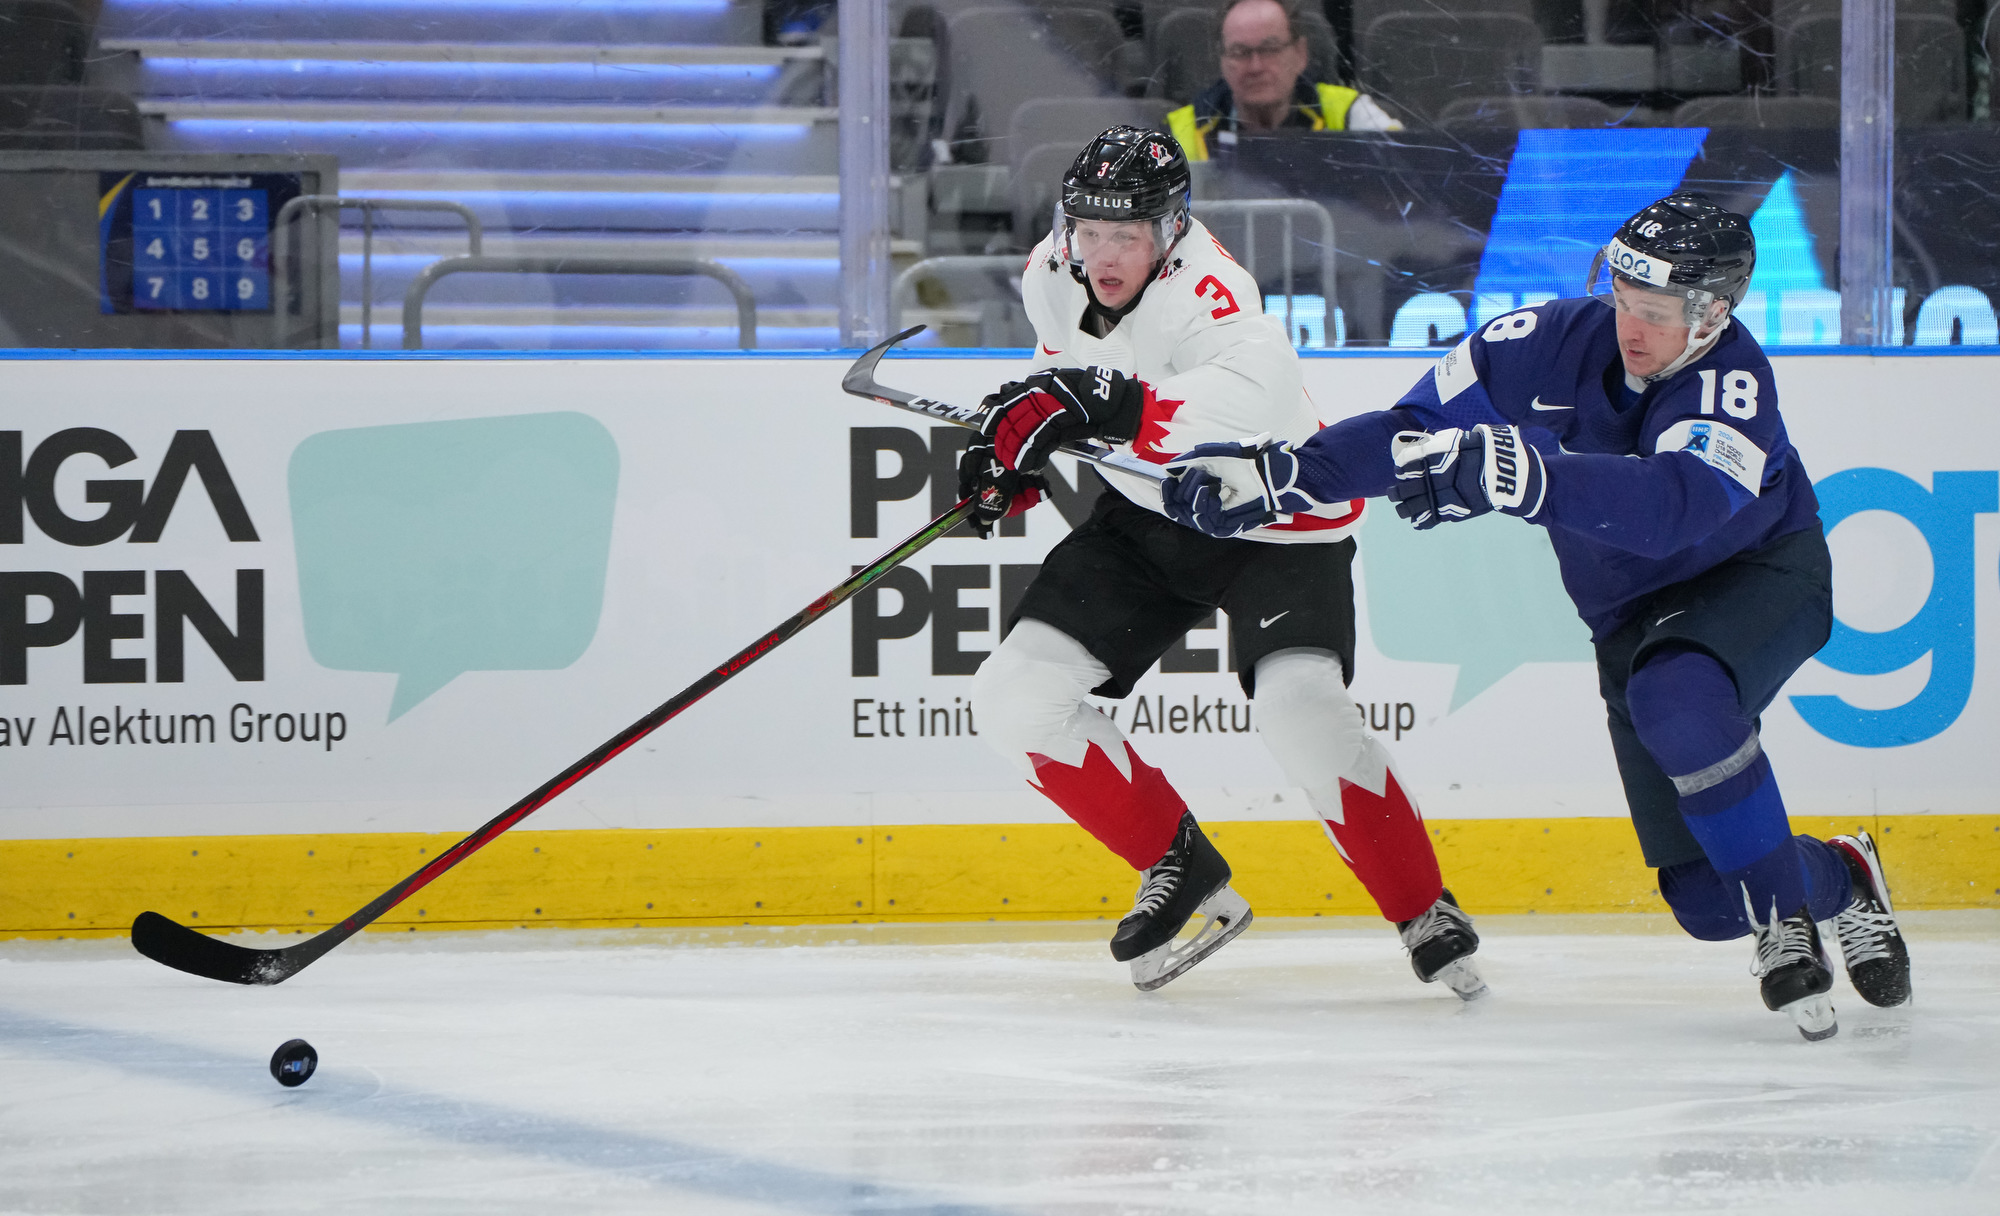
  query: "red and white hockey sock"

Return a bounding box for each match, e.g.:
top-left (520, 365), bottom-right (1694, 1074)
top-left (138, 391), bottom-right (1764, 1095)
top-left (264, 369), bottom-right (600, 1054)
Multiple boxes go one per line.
top-left (971, 618), bottom-right (1188, 870)
top-left (1253, 650), bottom-right (1443, 923)
top-left (1314, 738), bottom-right (1442, 924)
top-left (1029, 740), bottom-right (1187, 870)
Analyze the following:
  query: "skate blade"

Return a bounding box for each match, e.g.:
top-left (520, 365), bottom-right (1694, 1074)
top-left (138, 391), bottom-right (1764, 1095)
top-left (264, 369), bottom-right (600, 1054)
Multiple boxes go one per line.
top-left (1434, 956), bottom-right (1490, 1002)
top-left (1784, 992), bottom-right (1838, 1041)
top-left (1129, 886), bottom-right (1253, 992)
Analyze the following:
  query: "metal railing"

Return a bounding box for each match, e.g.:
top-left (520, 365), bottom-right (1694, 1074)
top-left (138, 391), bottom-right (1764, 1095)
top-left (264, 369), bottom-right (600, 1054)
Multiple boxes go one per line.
top-left (1197, 199), bottom-right (1337, 348)
top-left (889, 200), bottom-right (1337, 348)
top-left (272, 195), bottom-right (483, 349)
top-left (401, 255), bottom-right (759, 350)
top-left (890, 254), bottom-right (1026, 339)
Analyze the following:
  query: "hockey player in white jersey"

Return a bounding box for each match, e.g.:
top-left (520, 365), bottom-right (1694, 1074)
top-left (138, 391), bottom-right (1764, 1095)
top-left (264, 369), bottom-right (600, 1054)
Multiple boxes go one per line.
top-left (960, 125), bottom-right (1485, 995)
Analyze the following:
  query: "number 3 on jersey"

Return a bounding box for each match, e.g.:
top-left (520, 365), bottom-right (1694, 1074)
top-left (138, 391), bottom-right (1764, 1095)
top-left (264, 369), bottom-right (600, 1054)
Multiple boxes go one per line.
top-left (1194, 275), bottom-right (1240, 319)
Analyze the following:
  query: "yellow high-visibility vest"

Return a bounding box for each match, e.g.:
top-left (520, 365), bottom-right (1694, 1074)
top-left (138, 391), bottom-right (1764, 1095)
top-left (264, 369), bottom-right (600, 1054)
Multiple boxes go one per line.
top-left (1167, 82), bottom-right (1362, 162)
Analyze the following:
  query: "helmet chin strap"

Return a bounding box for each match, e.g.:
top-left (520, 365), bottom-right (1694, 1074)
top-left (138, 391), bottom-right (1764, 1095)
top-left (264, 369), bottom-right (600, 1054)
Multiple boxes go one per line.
top-left (1638, 307), bottom-right (1732, 386)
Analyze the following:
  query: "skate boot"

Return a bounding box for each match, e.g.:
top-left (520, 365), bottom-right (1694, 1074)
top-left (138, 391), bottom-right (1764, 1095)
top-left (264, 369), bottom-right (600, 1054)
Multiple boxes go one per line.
top-left (1109, 812), bottom-right (1253, 991)
top-left (1744, 889), bottom-right (1837, 1041)
top-left (1828, 831), bottom-right (1912, 1007)
top-left (1395, 889), bottom-right (1488, 1001)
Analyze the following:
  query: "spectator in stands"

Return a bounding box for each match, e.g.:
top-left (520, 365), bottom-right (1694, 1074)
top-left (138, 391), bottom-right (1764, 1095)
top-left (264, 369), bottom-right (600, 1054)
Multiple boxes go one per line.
top-left (1167, 0), bottom-right (1400, 160)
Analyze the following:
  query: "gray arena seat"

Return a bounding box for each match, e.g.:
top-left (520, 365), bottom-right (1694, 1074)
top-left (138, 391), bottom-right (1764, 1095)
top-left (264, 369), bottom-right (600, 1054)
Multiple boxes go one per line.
top-left (1146, 7), bottom-right (1221, 101)
top-left (1009, 95), bottom-right (1171, 169)
top-left (1357, 11), bottom-right (1542, 126)
top-left (1669, 94), bottom-right (1840, 129)
top-left (1438, 94), bottom-right (1622, 129)
top-left (936, 4), bottom-right (1129, 163)
top-left (1043, 6), bottom-right (1135, 88)
top-left (1013, 140), bottom-right (1082, 246)
top-left (1780, 12), bottom-right (1968, 124)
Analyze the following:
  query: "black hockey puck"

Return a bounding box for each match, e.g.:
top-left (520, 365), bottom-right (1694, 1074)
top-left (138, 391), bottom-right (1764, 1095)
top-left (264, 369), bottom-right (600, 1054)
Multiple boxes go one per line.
top-left (270, 1038), bottom-right (317, 1087)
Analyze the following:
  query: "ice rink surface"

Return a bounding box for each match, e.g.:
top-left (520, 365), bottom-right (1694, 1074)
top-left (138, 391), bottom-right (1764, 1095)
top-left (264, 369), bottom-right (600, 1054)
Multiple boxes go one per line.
top-left (3, 914), bottom-right (1997, 1216)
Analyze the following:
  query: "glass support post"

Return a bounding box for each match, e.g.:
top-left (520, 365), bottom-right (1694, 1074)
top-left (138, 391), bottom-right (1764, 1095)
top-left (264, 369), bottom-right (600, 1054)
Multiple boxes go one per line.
top-left (839, 0), bottom-right (892, 348)
top-left (1839, 0), bottom-right (1896, 345)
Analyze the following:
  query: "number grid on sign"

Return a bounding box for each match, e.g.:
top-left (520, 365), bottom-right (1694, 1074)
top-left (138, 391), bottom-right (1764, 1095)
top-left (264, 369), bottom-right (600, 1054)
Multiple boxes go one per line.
top-left (129, 185), bottom-right (272, 313)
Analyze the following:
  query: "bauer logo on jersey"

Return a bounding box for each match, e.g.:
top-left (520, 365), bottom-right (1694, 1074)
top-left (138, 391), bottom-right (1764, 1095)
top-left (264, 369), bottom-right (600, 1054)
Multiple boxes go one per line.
top-left (1655, 418), bottom-right (1766, 495)
top-left (1606, 237), bottom-right (1672, 287)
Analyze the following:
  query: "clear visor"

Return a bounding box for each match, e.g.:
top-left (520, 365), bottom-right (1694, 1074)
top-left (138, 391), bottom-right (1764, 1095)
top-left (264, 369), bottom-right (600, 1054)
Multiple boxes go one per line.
top-left (1586, 248), bottom-right (1720, 329)
top-left (1054, 203), bottom-right (1183, 270)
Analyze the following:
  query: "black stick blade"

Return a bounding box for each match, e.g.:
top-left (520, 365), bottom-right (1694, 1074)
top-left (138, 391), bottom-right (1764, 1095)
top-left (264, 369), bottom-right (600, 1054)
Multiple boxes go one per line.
top-left (131, 911), bottom-right (304, 986)
top-left (840, 324), bottom-right (924, 396)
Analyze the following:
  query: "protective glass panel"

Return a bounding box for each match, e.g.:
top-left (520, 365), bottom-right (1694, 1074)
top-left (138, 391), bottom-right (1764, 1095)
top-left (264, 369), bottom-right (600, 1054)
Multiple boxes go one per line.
top-left (1895, 7), bottom-right (1998, 350)
top-left (0, 0), bottom-right (856, 351)
top-left (898, 0), bottom-right (1994, 351)
top-left (0, 0), bottom-right (1985, 351)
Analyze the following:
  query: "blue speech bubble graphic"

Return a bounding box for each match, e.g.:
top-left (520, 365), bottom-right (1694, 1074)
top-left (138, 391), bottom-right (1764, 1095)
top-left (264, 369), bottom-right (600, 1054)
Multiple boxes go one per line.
top-left (288, 413), bottom-right (619, 721)
top-left (1359, 505), bottom-right (1591, 709)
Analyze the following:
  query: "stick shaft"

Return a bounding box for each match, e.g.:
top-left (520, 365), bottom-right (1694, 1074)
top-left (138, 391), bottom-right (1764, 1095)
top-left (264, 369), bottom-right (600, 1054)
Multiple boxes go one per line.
top-left (132, 498), bottom-right (977, 983)
top-left (354, 496), bottom-right (977, 923)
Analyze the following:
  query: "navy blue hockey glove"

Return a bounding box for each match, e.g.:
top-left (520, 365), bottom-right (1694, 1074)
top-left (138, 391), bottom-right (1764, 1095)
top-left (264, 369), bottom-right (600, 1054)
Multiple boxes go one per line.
top-left (1387, 424), bottom-right (1546, 529)
top-left (1162, 436), bottom-right (1318, 538)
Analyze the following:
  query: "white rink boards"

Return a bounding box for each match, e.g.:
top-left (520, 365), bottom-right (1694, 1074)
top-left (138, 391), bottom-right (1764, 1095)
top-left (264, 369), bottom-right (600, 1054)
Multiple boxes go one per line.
top-left (0, 350), bottom-right (1995, 840)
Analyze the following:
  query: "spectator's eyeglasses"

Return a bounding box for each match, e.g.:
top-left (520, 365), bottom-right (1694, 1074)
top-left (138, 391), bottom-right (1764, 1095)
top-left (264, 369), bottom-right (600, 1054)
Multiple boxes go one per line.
top-left (1220, 36), bottom-right (1300, 64)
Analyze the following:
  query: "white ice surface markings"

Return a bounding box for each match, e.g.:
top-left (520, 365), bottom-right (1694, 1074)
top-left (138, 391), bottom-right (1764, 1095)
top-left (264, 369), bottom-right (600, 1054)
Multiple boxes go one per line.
top-left (0, 917), bottom-right (1995, 1215)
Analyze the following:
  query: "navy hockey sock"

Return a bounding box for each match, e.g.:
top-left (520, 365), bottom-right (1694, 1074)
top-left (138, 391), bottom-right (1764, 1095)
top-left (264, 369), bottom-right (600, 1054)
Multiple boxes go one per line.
top-left (1627, 648), bottom-right (1845, 938)
top-left (1659, 839), bottom-right (1854, 940)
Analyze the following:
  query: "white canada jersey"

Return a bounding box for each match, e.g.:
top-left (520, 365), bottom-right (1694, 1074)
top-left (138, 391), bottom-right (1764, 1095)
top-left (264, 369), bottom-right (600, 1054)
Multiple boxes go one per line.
top-left (1020, 218), bottom-right (1361, 543)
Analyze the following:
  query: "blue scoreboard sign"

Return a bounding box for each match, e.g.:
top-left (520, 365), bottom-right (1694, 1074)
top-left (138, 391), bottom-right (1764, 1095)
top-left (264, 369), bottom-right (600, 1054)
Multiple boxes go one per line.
top-left (97, 171), bottom-right (306, 315)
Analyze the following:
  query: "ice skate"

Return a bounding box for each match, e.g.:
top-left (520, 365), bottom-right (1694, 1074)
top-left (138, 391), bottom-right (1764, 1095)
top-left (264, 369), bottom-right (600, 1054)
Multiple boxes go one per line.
top-left (1829, 831), bottom-right (1912, 1007)
top-left (1744, 889), bottom-right (1837, 1041)
top-left (1110, 813), bottom-right (1252, 991)
top-left (1396, 889), bottom-right (1488, 1001)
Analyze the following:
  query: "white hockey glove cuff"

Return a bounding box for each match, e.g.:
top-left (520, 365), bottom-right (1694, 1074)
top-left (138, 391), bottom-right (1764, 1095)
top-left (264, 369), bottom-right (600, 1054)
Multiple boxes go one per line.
top-left (1387, 424), bottom-right (1545, 529)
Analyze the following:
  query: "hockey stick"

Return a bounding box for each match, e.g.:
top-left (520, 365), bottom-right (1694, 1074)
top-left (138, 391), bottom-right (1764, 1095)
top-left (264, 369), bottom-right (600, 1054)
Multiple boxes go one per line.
top-left (841, 325), bottom-right (1167, 485)
top-left (131, 496), bottom-right (980, 985)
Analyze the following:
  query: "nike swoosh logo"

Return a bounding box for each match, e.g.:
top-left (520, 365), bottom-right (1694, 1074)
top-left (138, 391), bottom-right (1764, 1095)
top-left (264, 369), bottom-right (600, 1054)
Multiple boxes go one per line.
top-left (1655, 610), bottom-right (1686, 627)
top-left (1041, 345), bottom-right (1062, 356)
top-left (1529, 397), bottom-right (1572, 411)
top-left (1260, 611), bottom-right (1290, 628)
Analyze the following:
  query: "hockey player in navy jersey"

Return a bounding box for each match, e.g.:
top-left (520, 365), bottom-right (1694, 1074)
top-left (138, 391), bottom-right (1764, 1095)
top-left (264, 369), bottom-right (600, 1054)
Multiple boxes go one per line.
top-left (1162, 193), bottom-right (1912, 1040)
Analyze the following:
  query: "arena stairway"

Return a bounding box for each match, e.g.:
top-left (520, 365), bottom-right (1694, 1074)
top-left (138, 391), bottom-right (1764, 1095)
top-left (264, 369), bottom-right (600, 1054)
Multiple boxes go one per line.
top-left (93, 0), bottom-right (913, 349)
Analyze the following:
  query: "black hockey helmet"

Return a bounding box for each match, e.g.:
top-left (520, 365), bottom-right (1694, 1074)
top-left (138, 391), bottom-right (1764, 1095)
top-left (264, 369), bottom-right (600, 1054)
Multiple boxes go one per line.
top-left (1586, 192), bottom-right (1756, 327)
top-left (1053, 124), bottom-right (1192, 281)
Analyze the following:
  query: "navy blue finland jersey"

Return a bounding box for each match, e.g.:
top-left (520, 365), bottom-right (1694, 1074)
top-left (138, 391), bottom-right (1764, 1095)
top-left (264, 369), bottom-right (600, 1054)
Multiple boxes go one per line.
top-left (1298, 297), bottom-right (1824, 639)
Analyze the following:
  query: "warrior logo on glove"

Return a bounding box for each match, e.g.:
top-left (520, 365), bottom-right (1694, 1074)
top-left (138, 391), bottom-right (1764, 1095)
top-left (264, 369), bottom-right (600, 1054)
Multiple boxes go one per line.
top-left (1387, 424), bottom-right (1546, 529)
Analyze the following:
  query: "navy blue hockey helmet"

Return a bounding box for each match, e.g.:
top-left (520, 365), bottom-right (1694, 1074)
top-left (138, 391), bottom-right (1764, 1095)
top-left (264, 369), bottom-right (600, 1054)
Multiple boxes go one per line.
top-left (1587, 192), bottom-right (1756, 327)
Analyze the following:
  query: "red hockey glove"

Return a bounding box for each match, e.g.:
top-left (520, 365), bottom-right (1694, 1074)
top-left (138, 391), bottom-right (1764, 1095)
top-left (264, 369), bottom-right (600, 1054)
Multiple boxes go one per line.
top-left (980, 366), bottom-right (1147, 475)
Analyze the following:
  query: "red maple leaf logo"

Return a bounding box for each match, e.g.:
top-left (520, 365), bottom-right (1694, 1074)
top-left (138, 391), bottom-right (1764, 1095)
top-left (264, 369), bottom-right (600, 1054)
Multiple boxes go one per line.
top-left (1133, 388), bottom-right (1186, 464)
